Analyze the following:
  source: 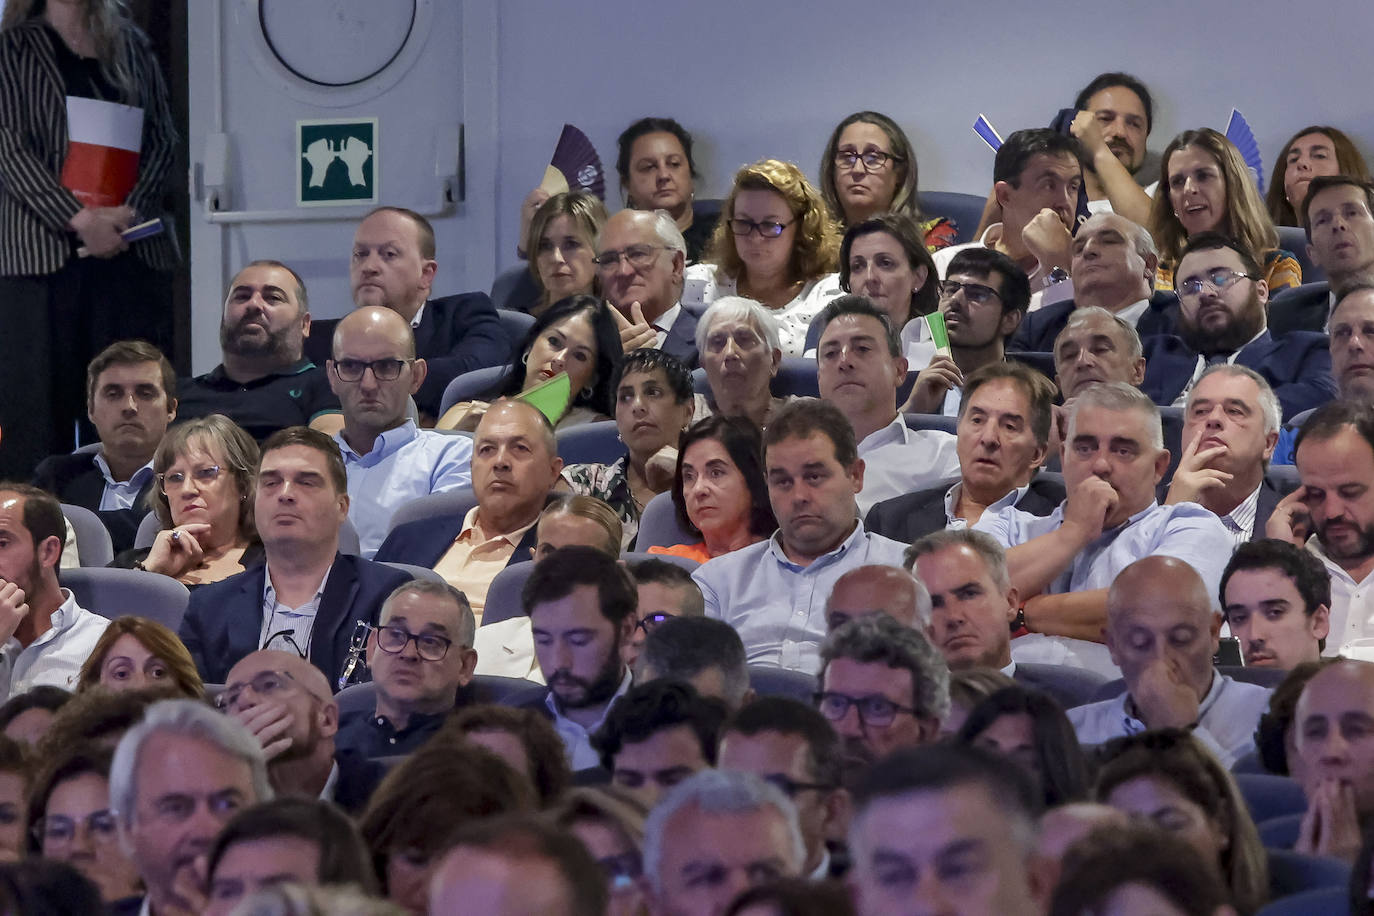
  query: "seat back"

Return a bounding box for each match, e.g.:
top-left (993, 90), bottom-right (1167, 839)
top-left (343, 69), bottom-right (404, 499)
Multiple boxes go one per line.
top-left (439, 366), bottom-right (509, 417)
top-left (490, 265), bottom-right (541, 313)
top-left (1267, 464), bottom-right (1302, 496)
top-left (1258, 813), bottom-right (1303, 849)
top-left (1159, 406), bottom-right (1185, 480)
top-left (1265, 849), bottom-right (1351, 901)
top-left (61, 504), bottom-right (114, 567)
top-left (1254, 886), bottom-right (1347, 916)
top-left (134, 511), bottom-right (162, 549)
top-left (60, 567), bottom-right (191, 631)
top-left (335, 680), bottom-right (378, 720)
top-left (748, 665), bottom-right (815, 703)
top-left (482, 560), bottom-right (537, 626)
top-left (902, 413), bottom-right (958, 435)
top-left (1006, 350), bottom-right (1056, 379)
top-left (377, 562), bottom-right (447, 586)
top-left (497, 307), bottom-right (536, 344)
top-left (634, 492), bottom-right (697, 552)
top-left (1236, 773), bottom-right (1309, 824)
top-left (338, 517), bottom-right (362, 556)
top-left (919, 191), bottom-right (991, 245)
top-left (386, 487), bottom-right (478, 533)
top-left (1276, 226), bottom-right (1323, 285)
top-left (472, 673), bottom-right (545, 705)
top-left (556, 420), bottom-right (623, 466)
top-left (622, 551), bottom-right (698, 572)
top-left (773, 357), bottom-right (821, 398)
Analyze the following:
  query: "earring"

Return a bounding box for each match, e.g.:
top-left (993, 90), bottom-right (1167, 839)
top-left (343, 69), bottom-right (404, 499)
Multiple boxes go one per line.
top-left (521, 351), bottom-right (529, 365)
top-left (581, 386), bottom-right (594, 399)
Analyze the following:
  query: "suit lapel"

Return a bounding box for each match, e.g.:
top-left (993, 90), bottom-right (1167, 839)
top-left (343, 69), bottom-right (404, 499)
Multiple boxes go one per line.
top-left (508, 527), bottom-right (539, 568)
top-left (227, 568), bottom-right (269, 669)
top-left (311, 554), bottom-right (360, 677)
top-left (413, 301), bottom-right (436, 355)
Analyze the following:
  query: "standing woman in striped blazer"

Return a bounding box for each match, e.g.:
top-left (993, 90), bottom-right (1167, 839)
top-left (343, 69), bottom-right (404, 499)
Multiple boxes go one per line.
top-left (0, 0), bottom-right (177, 479)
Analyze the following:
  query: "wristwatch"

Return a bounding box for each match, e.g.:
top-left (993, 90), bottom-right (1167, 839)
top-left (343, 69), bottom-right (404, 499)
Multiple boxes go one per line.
top-left (1043, 266), bottom-right (1070, 288)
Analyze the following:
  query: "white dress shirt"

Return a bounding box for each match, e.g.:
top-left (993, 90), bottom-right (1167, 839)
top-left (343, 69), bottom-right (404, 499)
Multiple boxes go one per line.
top-left (1309, 537), bottom-right (1374, 659)
top-left (856, 417), bottom-right (961, 514)
top-left (0, 589), bottom-right (107, 698)
top-left (1217, 484), bottom-right (1263, 546)
top-left (547, 668), bottom-right (632, 771)
top-left (259, 564), bottom-right (332, 657)
top-left (93, 451), bottom-right (155, 511)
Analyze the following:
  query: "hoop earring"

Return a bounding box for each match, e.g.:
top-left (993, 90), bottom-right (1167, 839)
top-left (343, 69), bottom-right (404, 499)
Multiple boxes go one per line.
top-left (581, 386), bottom-right (594, 399)
top-left (521, 351), bottom-right (529, 365)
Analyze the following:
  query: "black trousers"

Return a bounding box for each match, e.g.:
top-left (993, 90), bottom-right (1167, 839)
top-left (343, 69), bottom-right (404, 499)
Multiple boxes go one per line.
top-left (0, 251), bottom-right (172, 480)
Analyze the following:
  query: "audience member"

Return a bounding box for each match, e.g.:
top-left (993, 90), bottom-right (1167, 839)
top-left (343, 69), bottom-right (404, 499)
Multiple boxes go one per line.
top-left (0, 736), bottom-right (23, 862)
top-left (614, 117), bottom-right (717, 261)
top-left (522, 546), bottom-right (637, 771)
top-left (1291, 659), bottom-right (1374, 862)
top-left (813, 297), bottom-right (959, 512)
top-left (562, 348), bottom-right (695, 549)
top-left (438, 293), bottom-right (622, 432)
top-left (958, 686), bottom-right (1090, 808)
top-left (823, 564), bottom-right (931, 633)
top-left (1051, 306), bottom-right (1147, 401)
top-left (1330, 286), bottom-right (1374, 407)
top-left (596, 209), bottom-right (701, 367)
top-left (335, 580), bottom-right (476, 758)
top-left (1142, 233), bottom-right (1334, 420)
top-left (379, 399), bottom-right (560, 620)
top-left (1068, 557), bottom-right (1270, 768)
top-left (818, 615), bottom-right (949, 767)
top-left (1269, 401), bottom-right (1374, 656)
top-left (175, 261), bottom-right (340, 441)
top-left (32, 686), bottom-right (168, 762)
top-left (593, 679), bottom-right (724, 806)
top-left (1148, 127), bottom-right (1301, 293)
top-left (203, 796), bottom-right (375, 916)
top-left (110, 699), bottom-right (273, 915)
top-left (828, 213), bottom-right (941, 361)
top-left (0, 685), bottom-right (69, 747)
top-left (446, 704), bottom-right (572, 806)
top-left (651, 415), bottom-right (776, 564)
top-left (31, 340), bottom-right (175, 552)
top-left (692, 298), bottom-right (786, 429)
top-left (113, 415), bottom-right (262, 585)
top-left (180, 427), bottom-right (410, 687)
top-left (623, 557), bottom-right (703, 667)
top-left (975, 383), bottom-right (1231, 674)
top-left (868, 361), bottom-right (1060, 542)
top-left (725, 880), bottom-right (857, 916)
top-left (1070, 72), bottom-right (1158, 221)
top-left (1220, 539), bottom-right (1330, 669)
top-left (642, 769), bottom-right (806, 916)
top-left (549, 787), bottom-right (650, 916)
top-left (1271, 175), bottom-right (1374, 335)
top-left (718, 697), bottom-right (850, 880)
top-left (694, 399), bottom-right (908, 672)
top-left (819, 111), bottom-right (955, 248)
top-left (1267, 126), bottom-right (1370, 227)
top-left (684, 159), bottom-right (842, 354)
top-left (1034, 802), bottom-right (1128, 879)
top-left (904, 248), bottom-right (1031, 416)
top-left (1093, 729), bottom-right (1269, 913)
top-left (75, 616), bottom-right (203, 697)
top-left (1255, 660), bottom-right (1336, 779)
top-left (848, 743), bottom-right (1051, 916)
top-left (635, 616), bottom-right (751, 711)
top-left (327, 306), bottom-right (472, 557)
top-left (1048, 824), bottom-right (1235, 916)
top-left (0, 483), bottom-right (106, 697)
top-left (523, 191), bottom-right (609, 317)
top-left (0, 861), bottom-right (103, 914)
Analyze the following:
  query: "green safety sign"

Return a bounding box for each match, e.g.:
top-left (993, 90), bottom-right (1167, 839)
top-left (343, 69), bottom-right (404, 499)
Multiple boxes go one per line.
top-left (297, 118), bottom-right (378, 206)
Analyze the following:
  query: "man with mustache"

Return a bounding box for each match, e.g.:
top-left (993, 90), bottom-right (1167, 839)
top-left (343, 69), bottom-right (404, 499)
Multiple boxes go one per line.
top-left (521, 545), bottom-right (637, 772)
top-left (175, 260), bottom-right (341, 441)
top-left (1268, 402), bottom-right (1374, 658)
top-left (1141, 234), bottom-right (1335, 421)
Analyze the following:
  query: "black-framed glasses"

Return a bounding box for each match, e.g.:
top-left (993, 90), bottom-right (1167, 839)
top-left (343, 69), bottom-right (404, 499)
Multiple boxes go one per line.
top-left (157, 465), bottom-right (225, 494)
top-left (834, 149), bottom-right (905, 171)
top-left (32, 810), bottom-right (119, 847)
top-left (592, 244), bottom-right (667, 272)
top-left (1177, 268), bottom-right (1257, 298)
top-left (761, 774), bottom-right (837, 800)
top-left (937, 280), bottom-right (1002, 306)
top-left (636, 612), bottom-right (673, 633)
top-left (217, 669), bottom-right (300, 710)
top-left (814, 691), bottom-right (918, 729)
top-left (729, 217), bottom-right (793, 238)
top-left (332, 358), bottom-right (412, 382)
top-left (375, 624), bottom-right (453, 662)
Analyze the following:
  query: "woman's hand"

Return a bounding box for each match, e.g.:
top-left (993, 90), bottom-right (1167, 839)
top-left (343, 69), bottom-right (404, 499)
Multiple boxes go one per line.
top-left (142, 523), bottom-right (212, 578)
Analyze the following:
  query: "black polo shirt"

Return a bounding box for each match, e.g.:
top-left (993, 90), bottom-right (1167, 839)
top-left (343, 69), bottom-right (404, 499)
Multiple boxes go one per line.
top-left (335, 708), bottom-right (445, 758)
top-left (175, 359), bottom-right (340, 442)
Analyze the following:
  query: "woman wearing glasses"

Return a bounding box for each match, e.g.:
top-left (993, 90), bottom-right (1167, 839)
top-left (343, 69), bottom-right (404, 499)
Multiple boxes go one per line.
top-left (819, 111), bottom-right (957, 251)
top-left (110, 414), bottom-right (261, 585)
top-left (1148, 127), bottom-right (1301, 293)
top-left (683, 159), bottom-right (843, 355)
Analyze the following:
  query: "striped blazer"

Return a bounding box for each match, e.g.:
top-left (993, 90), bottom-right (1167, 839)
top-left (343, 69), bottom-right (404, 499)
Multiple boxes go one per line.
top-left (0, 19), bottom-right (177, 276)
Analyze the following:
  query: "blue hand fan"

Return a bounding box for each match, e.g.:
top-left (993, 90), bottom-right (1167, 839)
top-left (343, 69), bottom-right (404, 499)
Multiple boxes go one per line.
top-left (539, 124), bottom-right (606, 201)
top-left (973, 114), bottom-right (1003, 152)
top-left (1224, 109), bottom-right (1265, 194)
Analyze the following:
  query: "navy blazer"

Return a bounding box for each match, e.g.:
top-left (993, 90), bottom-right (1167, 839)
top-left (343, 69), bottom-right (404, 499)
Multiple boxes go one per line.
top-left (1267, 282), bottom-right (1331, 337)
top-left (1010, 290), bottom-right (1181, 353)
top-left (306, 292), bottom-right (513, 417)
top-left (1141, 329), bottom-right (1337, 421)
top-left (374, 513), bottom-right (540, 570)
top-left (865, 475), bottom-right (1066, 545)
top-left (31, 452), bottom-right (152, 552)
top-left (1154, 475), bottom-right (1284, 543)
top-left (661, 308), bottom-right (700, 369)
top-left (179, 552), bottom-right (411, 689)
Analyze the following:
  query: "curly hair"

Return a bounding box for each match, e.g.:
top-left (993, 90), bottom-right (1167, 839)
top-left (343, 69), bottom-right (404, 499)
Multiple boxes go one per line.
top-left (706, 159), bottom-right (842, 285)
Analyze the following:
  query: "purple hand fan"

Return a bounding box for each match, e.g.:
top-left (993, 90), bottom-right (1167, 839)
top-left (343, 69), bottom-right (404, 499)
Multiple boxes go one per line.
top-left (540, 124), bottom-right (605, 201)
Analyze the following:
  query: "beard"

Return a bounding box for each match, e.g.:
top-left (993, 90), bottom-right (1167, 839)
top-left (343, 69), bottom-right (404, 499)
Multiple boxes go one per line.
top-left (548, 634), bottom-right (625, 712)
top-left (1315, 516), bottom-right (1374, 563)
top-left (220, 315), bottom-right (296, 361)
top-left (1179, 288), bottom-right (1266, 357)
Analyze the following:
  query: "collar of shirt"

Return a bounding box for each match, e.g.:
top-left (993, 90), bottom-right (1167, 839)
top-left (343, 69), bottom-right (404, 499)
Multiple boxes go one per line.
top-left (944, 482), bottom-right (1029, 527)
top-left (93, 451), bottom-right (155, 489)
top-left (1220, 482), bottom-right (1263, 541)
top-left (8, 589), bottom-right (82, 652)
top-left (1306, 535), bottom-right (1374, 587)
top-left (1326, 288), bottom-right (1337, 333)
top-left (1124, 669), bottom-right (1222, 731)
top-left (1001, 659), bottom-right (1017, 678)
top-left (203, 358), bottom-right (316, 388)
top-left (262, 561), bottom-right (332, 610)
top-left (1115, 298), bottom-right (1151, 327)
top-left (319, 760), bottom-right (340, 802)
top-left (410, 301), bottom-right (426, 329)
top-left (766, 519), bottom-right (865, 573)
top-left (857, 415), bottom-right (907, 453)
top-left (368, 708), bottom-right (446, 740)
top-left (545, 666), bottom-right (633, 731)
top-left (335, 419), bottom-right (419, 464)
top-left (462, 505), bottom-right (539, 545)
top-left (1182, 326), bottom-right (1270, 395)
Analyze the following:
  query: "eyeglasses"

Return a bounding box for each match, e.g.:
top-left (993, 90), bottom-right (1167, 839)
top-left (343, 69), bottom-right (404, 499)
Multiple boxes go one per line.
top-left (158, 465), bottom-right (225, 494)
top-left (760, 774), bottom-right (837, 799)
top-left (834, 149), bottom-right (905, 171)
top-left (937, 280), bottom-right (1002, 306)
top-left (728, 217), bottom-right (793, 238)
top-left (592, 244), bottom-right (667, 273)
top-left (636, 612), bottom-right (674, 633)
top-left (375, 624), bottom-right (454, 662)
top-left (1177, 268), bottom-right (1257, 298)
top-left (216, 669), bottom-right (300, 711)
top-left (814, 691), bottom-right (918, 729)
top-left (332, 358), bottom-right (412, 382)
top-left (33, 810), bottom-right (119, 847)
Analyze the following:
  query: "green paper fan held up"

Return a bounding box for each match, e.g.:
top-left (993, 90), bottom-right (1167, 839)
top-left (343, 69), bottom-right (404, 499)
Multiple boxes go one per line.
top-left (518, 371), bottom-right (572, 425)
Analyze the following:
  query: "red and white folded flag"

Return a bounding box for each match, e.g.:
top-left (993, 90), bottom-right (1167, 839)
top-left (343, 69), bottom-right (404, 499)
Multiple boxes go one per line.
top-left (61, 96), bottom-right (143, 208)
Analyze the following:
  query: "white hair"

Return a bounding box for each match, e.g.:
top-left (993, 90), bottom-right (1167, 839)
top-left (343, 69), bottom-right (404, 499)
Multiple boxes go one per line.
top-left (1066, 380), bottom-right (1163, 451)
top-left (1057, 305), bottom-right (1144, 362)
top-left (695, 295), bottom-right (782, 355)
top-left (650, 209), bottom-right (687, 256)
top-left (1187, 364), bottom-right (1282, 437)
top-left (380, 578), bottom-right (476, 648)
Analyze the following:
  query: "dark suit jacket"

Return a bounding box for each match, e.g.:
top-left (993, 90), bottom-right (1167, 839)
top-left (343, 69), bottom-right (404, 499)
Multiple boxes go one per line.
top-left (305, 292), bottom-right (513, 417)
top-left (1267, 282), bottom-right (1331, 337)
top-left (1154, 475), bottom-right (1284, 542)
top-left (31, 452), bottom-right (152, 552)
top-left (374, 512), bottom-right (539, 570)
top-left (865, 475), bottom-right (1066, 545)
top-left (1014, 663), bottom-right (1109, 710)
top-left (1010, 290), bottom-right (1181, 353)
top-left (1141, 329), bottom-right (1337, 421)
top-left (661, 308), bottom-right (700, 369)
top-left (179, 552), bottom-right (411, 689)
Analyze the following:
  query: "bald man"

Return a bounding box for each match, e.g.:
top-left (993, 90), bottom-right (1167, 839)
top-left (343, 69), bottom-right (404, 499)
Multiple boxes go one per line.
top-left (1291, 660), bottom-right (1374, 862)
top-left (327, 306), bottom-right (472, 557)
top-left (221, 650), bottom-right (385, 814)
top-left (1067, 556), bottom-right (1271, 768)
top-left (825, 565), bottom-right (932, 633)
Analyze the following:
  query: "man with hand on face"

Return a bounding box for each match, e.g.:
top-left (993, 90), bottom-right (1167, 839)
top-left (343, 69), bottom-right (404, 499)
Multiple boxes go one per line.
top-left (1291, 659), bottom-right (1374, 862)
top-left (1221, 539), bottom-right (1330, 670)
top-left (176, 261), bottom-right (341, 441)
top-left (593, 679), bottom-right (724, 807)
top-left (1271, 175), bottom-right (1374, 336)
top-left (974, 382), bottom-right (1232, 675)
top-left (1069, 72), bottom-right (1159, 224)
top-left (595, 208), bottom-right (699, 368)
top-left (1142, 233), bottom-right (1335, 421)
top-left (693, 399), bottom-right (908, 673)
top-left (868, 361), bottom-right (1061, 543)
top-left (326, 306), bottom-right (471, 558)
top-left (1068, 556), bottom-right (1270, 768)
